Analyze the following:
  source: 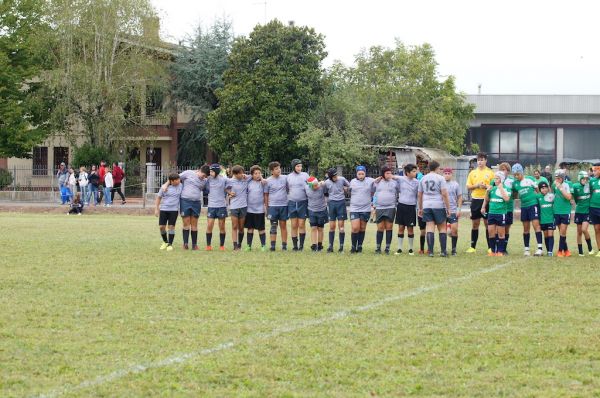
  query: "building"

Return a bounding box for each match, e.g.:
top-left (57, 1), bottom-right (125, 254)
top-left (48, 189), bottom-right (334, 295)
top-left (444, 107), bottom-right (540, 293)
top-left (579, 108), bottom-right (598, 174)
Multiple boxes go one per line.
top-left (466, 95), bottom-right (600, 167)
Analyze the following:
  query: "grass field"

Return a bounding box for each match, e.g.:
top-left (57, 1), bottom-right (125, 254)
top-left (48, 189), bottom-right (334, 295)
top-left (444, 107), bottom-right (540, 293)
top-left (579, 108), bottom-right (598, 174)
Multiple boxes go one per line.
top-left (1, 213), bottom-right (600, 397)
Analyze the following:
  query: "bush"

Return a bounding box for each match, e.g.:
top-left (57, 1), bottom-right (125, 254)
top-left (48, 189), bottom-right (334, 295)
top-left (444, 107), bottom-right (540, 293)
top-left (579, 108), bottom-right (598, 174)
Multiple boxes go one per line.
top-left (0, 168), bottom-right (14, 189)
top-left (72, 144), bottom-right (114, 168)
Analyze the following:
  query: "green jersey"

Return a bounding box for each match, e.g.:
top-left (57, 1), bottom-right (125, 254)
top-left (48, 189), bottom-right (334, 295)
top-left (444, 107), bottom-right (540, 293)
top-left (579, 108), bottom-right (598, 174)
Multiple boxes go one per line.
top-left (533, 176), bottom-right (549, 187)
top-left (492, 176), bottom-right (514, 211)
top-left (552, 181), bottom-right (573, 215)
top-left (537, 193), bottom-right (554, 225)
top-left (512, 176), bottom-right (538, 208)
top-left (572, 182), bottom-right (591, 214)
top-left (488, 186), bottom-right (508, 215)
top-left (590, 177), bottom-right (600, 209)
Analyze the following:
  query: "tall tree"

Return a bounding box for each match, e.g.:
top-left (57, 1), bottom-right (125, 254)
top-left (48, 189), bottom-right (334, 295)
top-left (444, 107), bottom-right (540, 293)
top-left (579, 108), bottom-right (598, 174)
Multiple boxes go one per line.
top-left (45, 0), bottom-right (169, 149)
top-left (170, 19), bottom-right (233, 167)
top-left (207, 20), bottom-right (327, 166)
top-left (0, 0), bottom-right (54, 158)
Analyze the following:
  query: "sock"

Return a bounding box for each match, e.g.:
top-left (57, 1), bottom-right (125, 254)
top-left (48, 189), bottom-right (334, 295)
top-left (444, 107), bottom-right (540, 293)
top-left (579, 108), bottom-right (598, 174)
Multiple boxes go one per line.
top-left (498, 238), bottom-right (506, 253)
top-left (220, 233), bottom-right (226, 247)
top-left (471, 229), bottom-right (479, 249)
top-left (238, 232), bottom-right (244, 247)
top-left (408, 234), bottom-right (414, 251)
top-left (329, 231), bottom-right (335, 248)
top-left (161, 231), bottom-right (168, 243)
top-left (488, 237), bottom-right (496, 253)
top-left (299, 233), bottom-right (306, 248)
top-left (426, 232), bottom-right (435, 254)
top-left (523, 233), bottom-right (530, 249)
top-left (376, 231), bottom-right (384, 249)
top-left (247, 232), bottom-right (254, 247)
top-left (182, 229), bottom-right (190, 245)
top-left (206, 233), bottom-right (212, 246)
top-left (311, 244), bottom-right (317, 251)
top-left (535, 231), bottom-right (543, 249)
top-left (385, 230), bottom-right (393, 250)
top-left (451, 235), bottom-right (458, 251)
top-left (495, 236), bottom-right (500, 253)
top-left (339, 232), bottom-right (345, 248)
top-left (168, 230), bottom-right (175, 245)
top-left (561, 235), bottom-right (568, 251)
top-left (259, 233), bottom-right (266, 246)
top-left (439, 233), bottom-right (447, 254)
top-left (544, 237), bottom-right (550, 251)
top-left (271, 240), bottom-right (276, 250)
top-left (485, 229), bottom-right (490, 249)
top-left (358, 231), bottom-right (366, 247)
top-left (398, 233), bottom-right (404, 250)
top-left (586, 238), bottom-right (593, 252)
top-left (292, 236), bottom-right (298, 249)
top-left (578, 244), bottom-right (583, 255)
top-left (282, 242), bottom-right (287, 250)
top-left (559, 235), bottom-right (566, 251)
top-left (191, 231), bottom-right (198, 246)
top-left (317, 242), bottom-right (323, 251)
top-left (548, 236), bottom-right (554, 253)
top-left (505, 233), bottom-right (510, 247)
top-left (351, 232), bottom-right (358, 250)
top-left (420, 235), bottom-right (426, 251)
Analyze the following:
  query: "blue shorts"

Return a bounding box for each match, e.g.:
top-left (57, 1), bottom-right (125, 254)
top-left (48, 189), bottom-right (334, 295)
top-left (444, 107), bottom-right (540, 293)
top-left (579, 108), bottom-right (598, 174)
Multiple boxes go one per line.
top-left (574, 212), bottom-right (590, 225)
top-left (590, 207), bottom-right (600, 225)
top-left (268, 206), bottom-right (289, 221)
top-left (230, 207), bottom-right (247, 218)
top-left (180, 198), bottom-right (201, 218)
top-left (447, 213), bottom-right (459, 224)
top-left (520, 204), bottom-right (540, 222)
top-left (207, 207), bottom-right (228, 219)
top-left (505, 211), bottom-right (514, 225)
top-left (487, 213), bottom-right (507, 226)
top-left (422, 208), bottom-right (447, 225)
top-left (288, 200), bottom-right (308, 219)
top-left (350, 212), bottom-right (371, 222)
top-left (554, 214), bottom-right (571, 226)
top-left (308, 209), bottom-right (328, 227)
top-left (328, 200), bottom-right (347, 221)
top-left (541, 223), bottom-right (556, 231)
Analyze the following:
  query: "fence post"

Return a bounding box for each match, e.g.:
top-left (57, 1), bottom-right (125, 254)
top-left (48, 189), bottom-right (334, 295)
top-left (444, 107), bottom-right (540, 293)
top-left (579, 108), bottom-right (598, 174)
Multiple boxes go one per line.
top-left (146, 162), bottom-right (156, 194)
top-left (12, 166), bottom-right (16, 200)
top-left (142, 182), bottom-right (146, 209)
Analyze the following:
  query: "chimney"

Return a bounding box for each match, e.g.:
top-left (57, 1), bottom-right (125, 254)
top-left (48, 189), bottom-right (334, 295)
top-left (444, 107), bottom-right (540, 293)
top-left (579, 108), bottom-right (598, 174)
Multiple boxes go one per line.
top-left (143, 16), bottom-right (160, 40)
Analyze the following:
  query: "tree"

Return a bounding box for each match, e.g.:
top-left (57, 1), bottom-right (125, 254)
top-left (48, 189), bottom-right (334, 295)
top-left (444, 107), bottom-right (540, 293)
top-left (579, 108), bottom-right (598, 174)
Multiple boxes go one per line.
top-left (45, 0), bottom-right (169, 149)
top-left (207, 20), bottom-right (327, 166)
top-left (0, 0), bottom-right (54, 158)
top-left (170, 19), bottom-right (233, 167)
top-left (333, 41), bottom-right (474, 155)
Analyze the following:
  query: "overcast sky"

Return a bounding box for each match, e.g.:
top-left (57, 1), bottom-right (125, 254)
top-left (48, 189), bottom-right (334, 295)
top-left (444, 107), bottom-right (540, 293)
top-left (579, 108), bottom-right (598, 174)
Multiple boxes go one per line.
top-left (150, 0), bottom-right (600, 95)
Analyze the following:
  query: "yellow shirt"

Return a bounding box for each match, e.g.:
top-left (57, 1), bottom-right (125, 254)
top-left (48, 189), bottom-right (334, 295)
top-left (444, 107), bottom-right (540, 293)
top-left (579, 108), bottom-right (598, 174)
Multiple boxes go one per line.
top-left (467, 167), bottom-right (495, 199)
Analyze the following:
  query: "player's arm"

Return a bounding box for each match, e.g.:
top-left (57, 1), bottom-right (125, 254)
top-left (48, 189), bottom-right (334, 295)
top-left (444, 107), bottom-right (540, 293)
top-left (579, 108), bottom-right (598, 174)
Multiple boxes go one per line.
top-left (466, 172), bottom-right (479, 191)
top-left (498, 184), bottom-right (510, 202)
top-left (417, 191), bottom-right (424, 217)
top-left (481, 189), bottom-right (490, 215)
top-left (442, 187), bottom-right (451, 216)
top-left (457, 194), bottom-right (463, 218)
top-left (154, 195), bottom-right (162, 217)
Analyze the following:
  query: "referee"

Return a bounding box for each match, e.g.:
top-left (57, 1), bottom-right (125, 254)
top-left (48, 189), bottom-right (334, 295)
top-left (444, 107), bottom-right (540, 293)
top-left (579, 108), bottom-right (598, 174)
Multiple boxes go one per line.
top-left (465, 152), bottom-right (495, 253)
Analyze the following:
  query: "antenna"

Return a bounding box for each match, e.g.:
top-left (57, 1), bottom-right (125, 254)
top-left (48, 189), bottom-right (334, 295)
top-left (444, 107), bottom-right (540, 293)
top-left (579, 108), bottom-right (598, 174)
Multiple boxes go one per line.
top-left (477, 83), bottom-right (482, 95)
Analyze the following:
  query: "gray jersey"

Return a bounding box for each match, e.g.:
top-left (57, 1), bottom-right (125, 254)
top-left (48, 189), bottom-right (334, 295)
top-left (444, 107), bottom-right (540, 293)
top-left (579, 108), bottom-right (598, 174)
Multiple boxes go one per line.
top-left (445, 180), bottom-right (462, 213)
top-left (287, 172), bottom-right (309, 202)
top-left (247, 180), bottom-right (268, 213)
top-left (397, 176), bottom-right (419, 205)
top-left (226, 176), bottom-right (251, 209)
top-left (324, 177), bottom-right (349, 202)
top-left (207, 176), bottom-right (227, 208)
top-left (158, 183), bottom-right (182, 211)
top-left (374, 179), bottom-right (400, 209)
top-left (418, 172), bottom-right (447, 209)
top-left (266, 175), bottom-right (288, 207)
top-left (349, 177), bottom-right (375, 213)
top-left (179, 170), bottom-right (206, 201)
top-left (305, 184), bottom-right (328, 212)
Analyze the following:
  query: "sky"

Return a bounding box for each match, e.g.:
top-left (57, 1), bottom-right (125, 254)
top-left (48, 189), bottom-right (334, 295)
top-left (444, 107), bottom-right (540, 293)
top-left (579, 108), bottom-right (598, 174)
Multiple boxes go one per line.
top-left (150, 0), bottom-right (600, 95)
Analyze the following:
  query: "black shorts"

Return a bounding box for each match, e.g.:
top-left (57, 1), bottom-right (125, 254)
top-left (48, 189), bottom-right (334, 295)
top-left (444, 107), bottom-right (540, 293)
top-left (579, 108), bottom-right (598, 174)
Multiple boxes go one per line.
top-left (159, 210), bottom-right (179, 226)
top-left (470, 198), bottom-right (487, 220)
top-left (395, 203), bottom-right (417, 226)
top-left (244, 212), bottom-right (265, 230)
top-left (418, 216), bottom-right (426, 229)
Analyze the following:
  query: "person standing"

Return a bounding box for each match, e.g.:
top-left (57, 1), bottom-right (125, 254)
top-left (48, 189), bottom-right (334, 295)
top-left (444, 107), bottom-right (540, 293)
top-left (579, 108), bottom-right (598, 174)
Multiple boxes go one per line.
top-left (177, 165), bottom-right (208, 250)
top-left (324, 168), bottom-right (349, 253)
top-left (287, 159), bottom-right (309, 251)
top-left (111, 162), bottom-right (126, 205)
top-left (67, 167), bottom-right (77, 203)
top-left (88, 165), bottom-right (100, 206)
top-left (97, 160), bottom-right (107, 204)
top-left (465, 153), bottom-right (495, 253)
top-left (56, 162), bottom-right (70, 205)
top-left (155, 173), bottom-right (183, 252)
top-left (305, 177), bottom-right (329, 251)
top-left (511, 163), bottom-right (544, 256)
top-left (348, 166), bottom-right (375, 253)
top-left (265, 161), bottom-right (289, 251)
top-left (418, 161), bottom-right (451, 257)
top-left (537, 181), bottom-right (556, 256)
top-left (541, 165), bottom-right (553, 182)
top-left (552, 170), bottom-right (574, 257)
top-left (482, 171), bottom-right (510, 256)
top-left (245, 165), bottom-right (268, 251)
top-left (103, 166), bottom-right (113, 207)
top-left (443, 167), bottom-right (463, 256)
top-left (572, 170), bottom-right (594, 256)
top-left (226, 165), bottom-right (253, 251)
top-left (373, 166), bottom-right (400, 254)
top-left (206, 164), bottom-right (228, 251)
top-left (588, 163), bottom-right (600, 257)
top-left (78, 167), bottom-right (89, 205)
top-left (394, 163), bottom-right (419, 255)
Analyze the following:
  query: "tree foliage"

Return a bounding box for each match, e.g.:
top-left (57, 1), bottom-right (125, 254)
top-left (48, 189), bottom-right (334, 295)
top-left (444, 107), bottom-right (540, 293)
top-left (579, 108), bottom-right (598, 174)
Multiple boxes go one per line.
top-left (0, 0), bottom-right (54, 158)
top-left (207, 20), bottom-right (327, 166)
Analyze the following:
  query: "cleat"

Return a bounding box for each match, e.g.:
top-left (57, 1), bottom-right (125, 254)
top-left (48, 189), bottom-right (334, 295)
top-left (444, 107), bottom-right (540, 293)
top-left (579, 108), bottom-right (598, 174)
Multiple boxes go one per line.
top-left (564, 250), bottom-right (572, 257)
top-left (440, 252), bottom-right (448, 257)
top-left (408, 249), bottom-right (414, 256)
top-left (418, 250), bottom-right (425, 255)
top-left (524, 249), bottom-right (531, 256)
top-left (451, 250), bottom-right (457, 256)
top-left (160, 242), bottom-right (168, 250)
top-left (487, 248), bottom-right (492, 255)
top-left (192, 245), bottom-right (199, 251)
top-left (327, 247), bottom-right (334, 253)
top-left (534, 249), bottom-right (543, 256)
top-left (547, 252), bottom-right (553, 257)
top-left (338, 247), bottom-right (344, 253)
top-left (244, 246), bottom-right (252, 252)
top-left (298, 246), bottom-right (304, 251)
top-left (270, 247), bottom-right (276, 252)
top-left (466, 247), bottom-right (476, 254)
top-left (281, 246), bottom-right (287, 251)
top-left (292, 247), bottom-right (299, 252)
top-left (219, 246), bottom-right (225, 251)
top-left (596, 251), bottom-right (600, 257)
top-left (183, 244), bottom-right (189, 250)
top-left (496, 252), bottom-right (504, 257)
top-left (357, 247), bottom-right (363, 253)
top-left (589, 250), bottom-right (596, 256)
top-left (166, 245), bottom-right (174, 252)
top-left (350, 247), bottom-right (357, 254)
top-left (556, 250), bottom-right (564, 257)
top-left (579, 253), bottom-right (585, 257)
top-left (384, 249), bottom-right (390, 255)
top-left (487, 251), bottom-right (495, 257)
top-left (375, 248), bottom-right (382, 254)
top-left (428, 252), bottom-right (434, 257)
top-left (205, 245), bottom-right (213, 251)
top-left (395, 249), bottom-right (403, 255)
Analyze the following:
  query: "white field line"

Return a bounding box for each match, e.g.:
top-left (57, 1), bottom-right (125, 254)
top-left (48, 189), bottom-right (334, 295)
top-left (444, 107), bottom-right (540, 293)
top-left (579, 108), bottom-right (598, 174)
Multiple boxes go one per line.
top-left (35, 259), bottom-right (522, 398)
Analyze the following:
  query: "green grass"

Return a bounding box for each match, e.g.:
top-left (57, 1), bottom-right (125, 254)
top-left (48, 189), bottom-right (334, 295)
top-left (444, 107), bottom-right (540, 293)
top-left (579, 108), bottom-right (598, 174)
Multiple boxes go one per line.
top-left (1, 213), bottom-right (600, 397)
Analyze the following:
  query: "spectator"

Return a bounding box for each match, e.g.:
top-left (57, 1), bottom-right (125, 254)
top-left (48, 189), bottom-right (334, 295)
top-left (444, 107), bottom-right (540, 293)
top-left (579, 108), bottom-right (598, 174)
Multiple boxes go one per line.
top-left (78, 166), bottom-right (89, 205)
top-left (56, 162), bottom-right (70, 205)
top-left (68, 192), bottom-right (84, 215)
top-left (88, 165), bottom-right (100, 206)
top-left (103, 166), bottom-right (113, 207)
top-left (98, 160), bottom-right (107, 203)
top-left (541, 165), bottom-right (553, 182)
top-left (67, 167), bottom-right (77, 202)
top-left (111, 162), bottom-right (126, 205)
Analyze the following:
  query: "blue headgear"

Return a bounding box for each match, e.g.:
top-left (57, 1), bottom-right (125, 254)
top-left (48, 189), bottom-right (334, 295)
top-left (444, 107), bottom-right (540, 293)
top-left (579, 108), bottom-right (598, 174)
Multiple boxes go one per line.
top-left (356, 165), bottom-right (366, 172)
top-left (511, 163), bottom-right (524, 174)
top-left (210, 163), bottom-right (221, 175)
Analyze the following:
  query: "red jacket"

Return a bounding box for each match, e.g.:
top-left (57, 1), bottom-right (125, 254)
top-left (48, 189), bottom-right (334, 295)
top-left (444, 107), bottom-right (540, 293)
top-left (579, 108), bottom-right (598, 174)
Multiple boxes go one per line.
top-left (112, 165), bottom-right (124, 184)
top-left (98, 165), bottom-right (106, 184)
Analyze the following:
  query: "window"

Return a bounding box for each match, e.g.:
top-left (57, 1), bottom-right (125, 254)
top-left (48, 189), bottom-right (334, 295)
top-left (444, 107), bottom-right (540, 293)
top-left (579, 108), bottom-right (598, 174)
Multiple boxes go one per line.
top-left (53, 147), bottom-right (69, 170)
top-left (33, 147), bottom-right (48, 176)
top-left (145, 87), bottom-right (164, 115)
top-left (499, 130), bottom-right (518, 154)
top-left (146, 147), bottom-right (162, 168)
top-left (563, 128), bottom-right (600, 160)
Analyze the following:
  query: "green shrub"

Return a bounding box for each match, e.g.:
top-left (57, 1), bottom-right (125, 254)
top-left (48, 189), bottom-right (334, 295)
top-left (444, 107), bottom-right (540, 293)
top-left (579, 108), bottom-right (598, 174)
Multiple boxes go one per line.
top-left (72, 144), bottom-right (114, 168)
top-left (0, 168), bottom-right (14, 189)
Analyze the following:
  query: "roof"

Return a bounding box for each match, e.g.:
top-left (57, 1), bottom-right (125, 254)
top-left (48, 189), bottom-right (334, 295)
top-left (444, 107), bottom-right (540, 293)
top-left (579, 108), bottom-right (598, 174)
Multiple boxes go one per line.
top-left (466, 95), bottom-right (600, 115)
